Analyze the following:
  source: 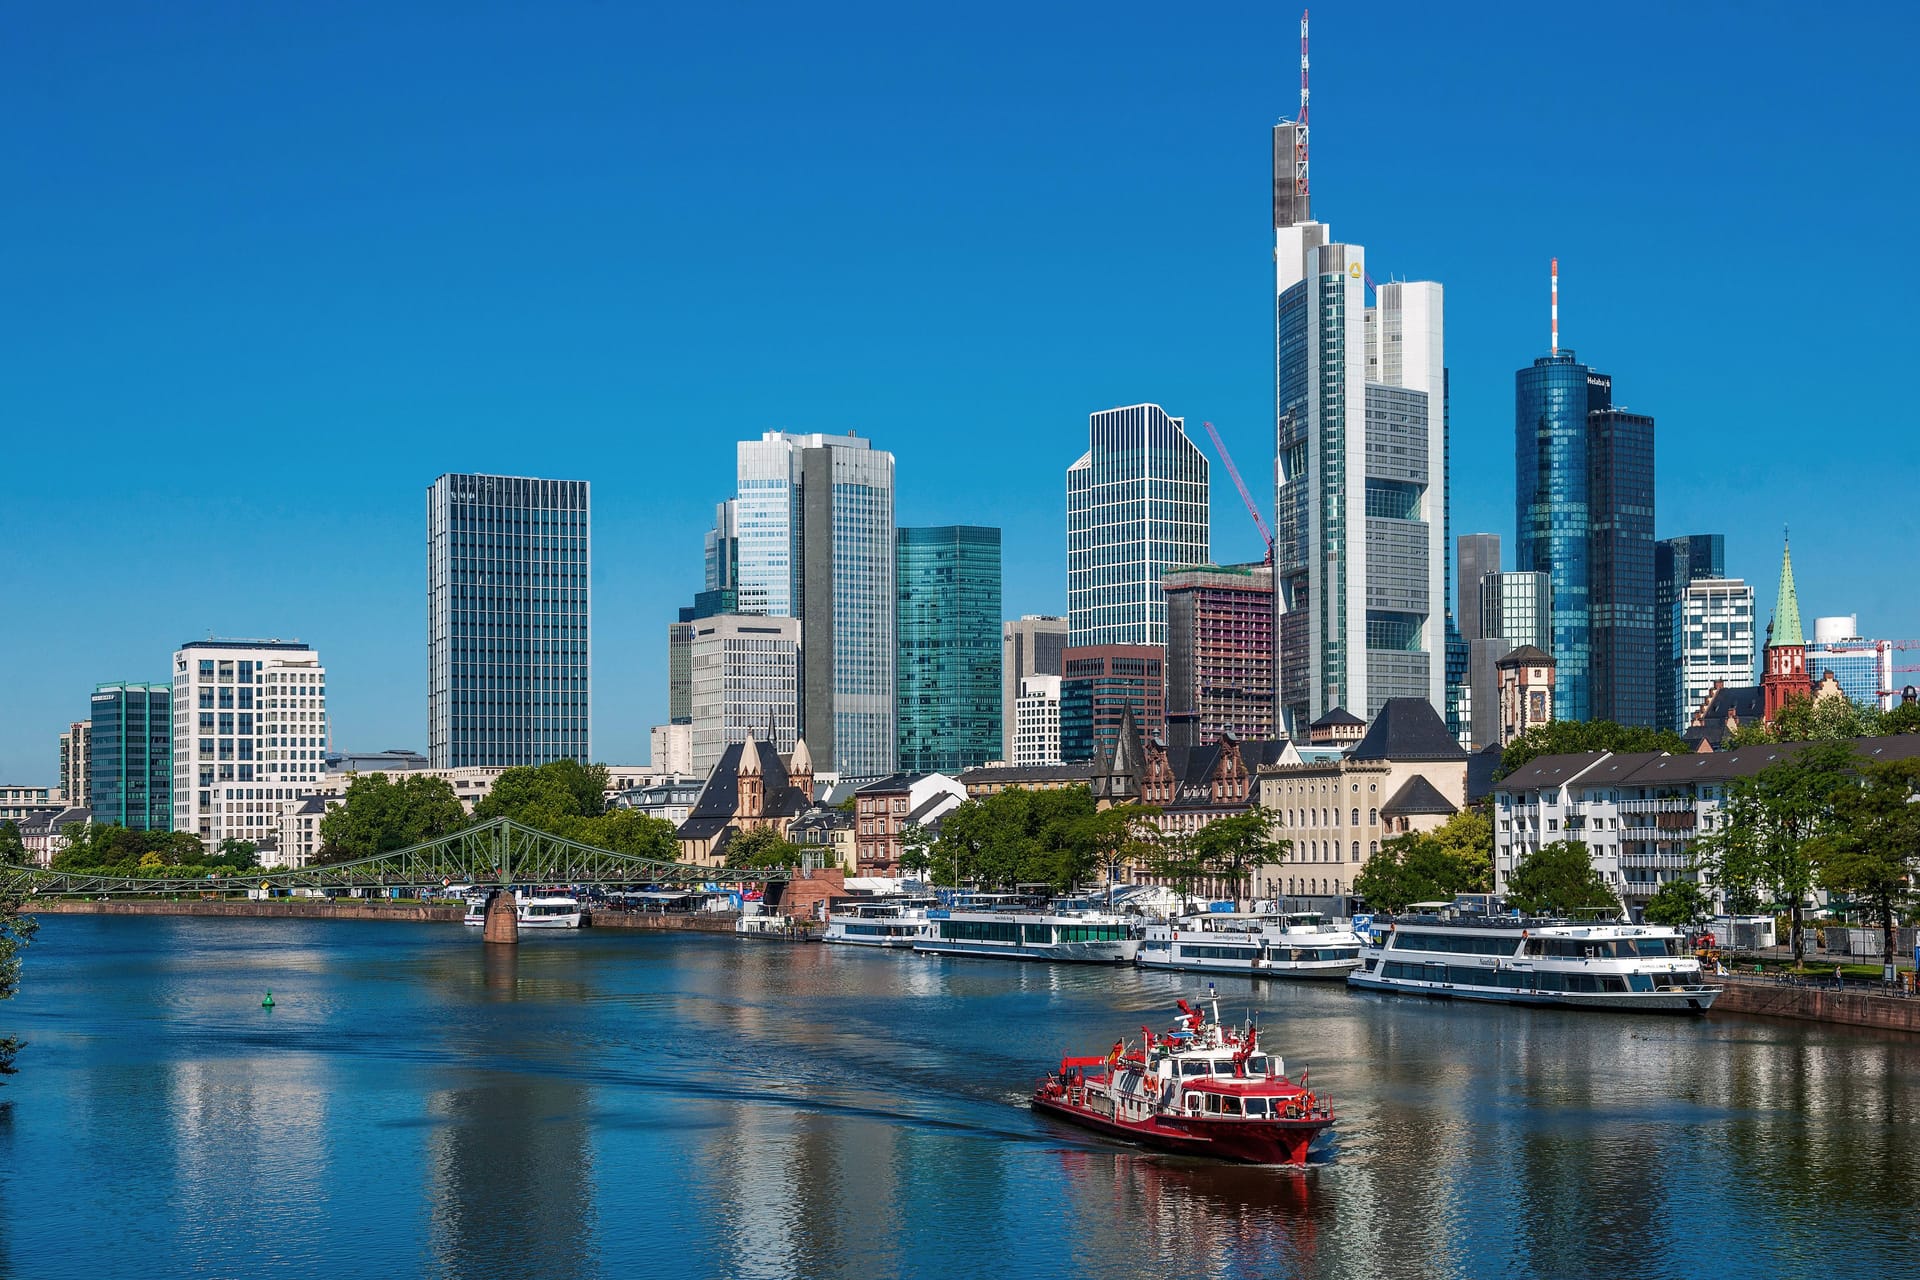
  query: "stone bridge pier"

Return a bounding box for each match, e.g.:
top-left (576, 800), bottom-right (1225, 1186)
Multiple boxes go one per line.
top-left (483, 889), bottom-right (519, 944)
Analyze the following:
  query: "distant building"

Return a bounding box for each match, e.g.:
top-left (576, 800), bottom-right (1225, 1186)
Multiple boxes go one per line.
top-left (1060, 645), bottom-right (1164, 764)
top-left (1013, 675), bottom-right (1063, 767)
top-left (1673, 579), bottom-right (1757, 732)
top-left (173, 639), bottom-right (329, 848)
top-left (1306, 708), bottom-right (1367, 749)
top-left (1066, 405), bottom-right (1208, 648)
top-left (1655, 534), bottom-right (1726, 729)
top-left (1496, 645), bottom-right (1556, 747)
top-left (955, 761), bottom-right (1095, 799)
top-left (688, 615), bottom-right (801, 777)
top-left (1468, 569), bottom-right (1550, 749)
top-left (277, 796), bottom-right (328, 869)
top-left (88, 682), bottom-right (172, 831)
top-left (649, 722), bottom-right (694, 777)
top-left (853, 772), bottom-right (966, 875)
top-left (1162, 563), bottom-right (1274, 747)
top-left (326, 748), bottom-right (428, 774)
top-left (667, 613), bottom-right (695, 725)
top-left (58, 721), bottom-right (90, 815)
top-left (1002, 616), bottom-right (1067, 763)
top-left (17, 805), bottom-right (90, 867)
top-left (613, 776), bottom-right (705, 828)
top-left (1805, 616), bottom-right (1895, 710)
top-left (1760, 537), bottom-right (1812, 723)
top-left (896, 526), bottom-right (1003, 773)
top-left (788, 806), bottom-right (855, 870)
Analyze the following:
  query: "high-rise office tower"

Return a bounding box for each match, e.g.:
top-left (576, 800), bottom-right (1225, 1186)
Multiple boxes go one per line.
top-left (1002, 616), bottom-right (1067, 762)
top-left (88, 682), bottom-right (171, 831)
top-left (704, 499), bottom-right (741, 596)
top-left (1674, 578), bottom-right (1757, 729)
top-left (1272, 114), bottom-right (1447, 733)
top-left (1060, 645), bottom-right (1164, 763)
top-left (172, 639), bottom-right (329, 845)
top-left (733, 432), bottom-right (896, 776)
top-left (1163, 563), bottom-right (1274, 746)
top-left (1452, 533), bottom-right (1501, 748)
top-left (427, 474), bottom-right (591, 768)
top-left (1065, 404), bottom-right (1209, 648)
top-left (1468, 570), bottom-right (1551, 749)
top-left (1805, 617), bottom-right (1895, 710)
top-left (1515, 265), bottom-right (1657, 727)
top-left (688, 614), bottom-right (801, 776)
top-left (896, 526), bottom-right (1003, 773)
top-left (1013, 675), bottom-right (1063, 767)
top-left (1456, 534), bottom-right (1501, 644)
top-left (58, 720), bottom-right (90, 809)
top-left (1655, 534), bottom-right (1726, 729)
top-left (668, 612), bottom-right (695, 725)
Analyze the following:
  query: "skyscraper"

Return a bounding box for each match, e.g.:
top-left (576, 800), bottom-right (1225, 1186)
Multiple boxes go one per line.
top-left (1065, 404), bottom-right (1209, 648)
top-left (1001, 616), bottom-right (1067, 763)
top-left (1272, 120), bottom-right (1447, 733)
top-left (1163, 562), bottom-right (1274, 746)
top-left (172, 639), bottom-right (329, 846)
top-left (88, 682), bottom-right (171, 831)
top-left (1469, 571), bottom-right (1551, 749)
top-left (58, 720), bottom-right (90, 810)
top-left (1587, 408), bottom-right (1657, 727)
top-left (688, 615), bottom-right (800, 776)
top-left (1456, 534), bottom-right (1501, 644)
top-left (1655, 534), bottom-right (1726, 729)
top-left (1674, 578), bottom-right (1757, 730)
top-left (1060, 645), bottom-right (1164, 763)
top-left (733, 432), bottom-right (896, 776)
top-left (896, 526), bottom-right (1002, 773)
top-left (427, 474), bottom-right (591, 769)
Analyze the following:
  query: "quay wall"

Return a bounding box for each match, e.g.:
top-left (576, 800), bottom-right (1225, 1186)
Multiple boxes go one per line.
top-left (1714, 976), bottom-right (1920, 1034)
top-left (30, 899), bottom-right (463, 923)
top-left (584, 911), bottom-right (737, 934)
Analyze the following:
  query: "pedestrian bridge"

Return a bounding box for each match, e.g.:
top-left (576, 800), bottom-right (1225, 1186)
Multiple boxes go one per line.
top-left (0, 817), bottom-right (790, 898)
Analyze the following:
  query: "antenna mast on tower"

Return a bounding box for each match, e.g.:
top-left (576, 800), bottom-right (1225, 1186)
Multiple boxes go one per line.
top-left (1295, 10), bottom-right (1310, 199)
top-left (1551, 257), bottom-right (1560, 355)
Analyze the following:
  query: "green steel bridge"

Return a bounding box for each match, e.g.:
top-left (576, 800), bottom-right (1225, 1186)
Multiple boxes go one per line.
top-left (0, 817), bottom-right (790, 898)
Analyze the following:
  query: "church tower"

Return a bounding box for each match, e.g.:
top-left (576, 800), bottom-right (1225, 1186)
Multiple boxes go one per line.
top-left (1761, 533), bottom-right (1811, 722)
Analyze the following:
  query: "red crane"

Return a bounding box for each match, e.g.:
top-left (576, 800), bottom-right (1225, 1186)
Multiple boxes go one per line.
top-left (1202, 421), bottom-right (1274, 564)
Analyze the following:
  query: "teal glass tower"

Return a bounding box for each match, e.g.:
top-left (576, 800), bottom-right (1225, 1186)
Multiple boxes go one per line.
top-left (896, 526), bottom-right (1002, 773)
top-left (88, 682), bottom-right (172, 831)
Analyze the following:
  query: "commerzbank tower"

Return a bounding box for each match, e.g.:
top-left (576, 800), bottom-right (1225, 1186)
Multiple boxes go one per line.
top-left (1270, 14), bottom-right (1448, 737)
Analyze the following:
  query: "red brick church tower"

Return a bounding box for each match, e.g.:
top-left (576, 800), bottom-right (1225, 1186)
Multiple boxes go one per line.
top-left (1761, 532), bottom-right (1811, 722)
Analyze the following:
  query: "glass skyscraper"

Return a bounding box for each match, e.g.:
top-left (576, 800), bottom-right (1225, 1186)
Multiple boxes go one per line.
top-left (1515, 351), bottom-right (1657, 726)
top-left (896, 526), bottom-right (1003, 772)
top-left (731, 432), bottom-right (896, 777)
top-left (1655, 534), bottom-right (1726, 729)
top-left (88, 682), bottom-right (171, 831)
top-left (427, 474), bottom-right (591, 769)
top-left (1065, 404), bottom-right (1208, 648)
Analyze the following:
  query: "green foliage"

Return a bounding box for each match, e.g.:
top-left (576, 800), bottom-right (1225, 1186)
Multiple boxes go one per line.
top-left (473, 760), bottom-right (609, 827)
top-left (1503, 840), bottom-right (1621, 918)
top-left (0, 821), bottom-right (23, 864)
top-left (1497, 720), bottom-right (1690, 781)
top-left (1880, 701), bottom-right (1920, 735)
top-left (1642, 878), bottom-right (1711, 929)
top-left (928, 787), bottom-right (1104, 890)
top-left (1807, 756), bottom-right (1920, 961)
top-left (722, 825), bottom-right (803, 871)
top-left (316, 773), bottom-right (468, 864)
top-left (1351, 810), bottom-right (1491, 914)
top-left (1692, 741), bottom-right (1854, 963)
top-left (0, 882), bottom-right (36, 1079)
top-left (565, 807), bottom-right (680, 860)
top-left (53, 825), bottom-right (206, 872)
top-left (1190, 807), bottom-right (1291, 902)
top-left (1763, 693), bottom-right (1883, 744)
top-left (899, 824), bottom-right (935, 876)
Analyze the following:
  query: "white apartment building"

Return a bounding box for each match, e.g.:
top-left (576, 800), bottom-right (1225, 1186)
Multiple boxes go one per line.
top-left (650, 722), bottom-right (694, 776)
top-left (1673, 579), bottom-right (1757, 731)
top-left (172, 640), bottom-right (329, 848)
top-left (1013, 675), bottom-right (1063, 767)
top-left (689, 615), bottom-right (801, 776)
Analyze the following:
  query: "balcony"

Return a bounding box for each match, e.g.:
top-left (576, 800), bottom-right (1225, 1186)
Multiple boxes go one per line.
top-left (1619, 798), bottom-right (1694, 815)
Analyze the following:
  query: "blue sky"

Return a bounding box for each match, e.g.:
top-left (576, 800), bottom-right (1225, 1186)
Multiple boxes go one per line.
top-left (4, 1), bottom-right (1916, 780)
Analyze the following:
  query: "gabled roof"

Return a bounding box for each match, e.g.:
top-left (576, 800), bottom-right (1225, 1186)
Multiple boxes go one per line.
top-left (1493, 751), bottom-right (1611, 793)
top-left (1349, 698), bottom-right (1467, 762)
top-left (1310, 707), bottom-right (1366, 728)
top-left (856, 773), bottom-right (919, 795)
top-left (1497, 644), bottom-right (1552, 667)
top-left (1380, 775), bottom-right (1457, 817)
top-left (956, 762), bottom-right (1095, 785)
top-left (1688, 683), bottom-right (1766, 747)
top-left (678, 738), bottom-right (810, 837)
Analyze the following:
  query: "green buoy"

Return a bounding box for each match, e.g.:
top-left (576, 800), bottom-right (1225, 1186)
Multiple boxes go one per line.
top-left (262, 991), bottom-right (275, 1009)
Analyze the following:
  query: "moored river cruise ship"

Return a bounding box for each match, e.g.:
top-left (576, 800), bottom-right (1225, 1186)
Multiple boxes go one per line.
top-left (1348, 909), bottom-right (1720, 1011)
top-left (822, 897), bottom-right (937, 948)
top-left (913, 895), bottom-right (1139, 964)
top-left (1138, 912), bottom-right (1364, 979)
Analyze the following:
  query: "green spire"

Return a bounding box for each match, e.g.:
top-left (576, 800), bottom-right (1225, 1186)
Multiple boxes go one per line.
top-left (1772, 530), bottom-right (1804, 648)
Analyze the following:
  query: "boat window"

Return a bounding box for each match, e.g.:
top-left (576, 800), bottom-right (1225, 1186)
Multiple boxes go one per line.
top-left (1204, 1094), bottom-right (1223, 1113)
top-left (1245, 1055), bottom-right (1269, 1075)
top-left (1628, 973), bottom-right (1654, 992)
top-left (1185, 1094), bottom-right (1202, 1113)
top-left (1634, 938), bottom-right (1676, 957)
top-left (1213, 1060), bottom-right (1235, 1075)
top-left (1221, 1096), bottom-right (1242, 1115)
top-left (1243, 1097), bottom-right (1269, 1117)
top-left (1180, 1059), bottom-right (1210, 1077)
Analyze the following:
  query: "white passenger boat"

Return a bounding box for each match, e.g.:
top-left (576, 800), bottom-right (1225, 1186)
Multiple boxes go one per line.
top-left (461, 892), bottom-right (584, 929)
top-left (1347, 908), bottom-right (1720, 1011)
top-left (823, 897), bottom-right (937, 948)
top-left (1137, 912), bottom-right (1364, 979)
top-left (913, 895), bottom-right (1139, 964)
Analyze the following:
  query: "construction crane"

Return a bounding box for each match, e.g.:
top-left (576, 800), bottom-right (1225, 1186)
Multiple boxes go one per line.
top-left (1202, 421), bottom-right (1274, 564)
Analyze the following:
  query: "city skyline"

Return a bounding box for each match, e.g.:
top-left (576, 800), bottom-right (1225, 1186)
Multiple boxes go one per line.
top-left (5, 3), bottom-right (1918, 779)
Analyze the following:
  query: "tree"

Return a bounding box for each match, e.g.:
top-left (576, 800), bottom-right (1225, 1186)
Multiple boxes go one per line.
top-left (723, 825), bottom-right (802, 871)
top-left (0, 883), bottom-right (35, 1080)
top-left (1693, 741), bottom-right (1853, 964)
top-left (1807, 756), bottom-right (1920, 963)
top-left (317, 773), bottom-right (467, 863)
top-left (1071, 803), bottom-right (1163, 896)
top-left (569, 808), bottom-right (679, 860)
top-left (928, 787), bottom-right (1103, 890)
top-left (1192, 807), bottom-right (1291, 904)
top-left (1642, 878), bottom-right (1711, 930)
top-left (0, 821), bottom-right (23, 864)
top-left (1353, 829), bottom-right (1484, 913)
top-left (1504, 840), bottom-right (1621, 918)
top-left (213, 839), bottom-right (260, 871)
top-left (1880, 701), bottom-right (1920, 736)
top-left (1498, 720), bottom-right (1690, 781)
top-left (1146, 831), bottom-right (1211, 903)
top-left (899, 824), bottom-right (935, 877)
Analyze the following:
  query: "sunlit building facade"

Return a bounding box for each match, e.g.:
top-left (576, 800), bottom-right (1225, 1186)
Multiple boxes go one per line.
top-left (896, 526), bottom-right (1002, 773)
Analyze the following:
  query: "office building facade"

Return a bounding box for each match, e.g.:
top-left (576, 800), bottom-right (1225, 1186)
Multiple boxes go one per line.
top-left (1059, 644), bottom-right (1164, 764)
top-left (1806, 616), bottom-right (1895, 710)
top-left (1162, 563), bottom-right (1274, 746)
top-left (688, 615), bottom-right (801, 777)
top-left (88, 682), bottom-right (172, 831)
top-left (1272, 142), bottom-right (1447, 733)
top-left (172, 640), bottom-right (329, 846)
top-left (1655, 534), bottom-right (1726, 730)
top-left (59, 720), bottom-right (90, 811)
top-left (1065, 404), bottom-right (1209, 649)
top-left (1013, 675), bottom-right (1063, 767)
top-left (1002, 616), bottom-right (1067, 762)
top-left (896, 526), bottom-right (1002, 773)
top-left (427, 474), bottom-right (591, 769)
top-left (733, 432), bottom-right (896, 776)
top-left (1674, 579), bottom-right (1757, 729)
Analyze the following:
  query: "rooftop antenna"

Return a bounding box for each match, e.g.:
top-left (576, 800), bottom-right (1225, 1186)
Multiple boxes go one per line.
top-left (1295, 10), bottom-right (1310, 200)
top-left (1551, 257), bottom-right (1560, 355)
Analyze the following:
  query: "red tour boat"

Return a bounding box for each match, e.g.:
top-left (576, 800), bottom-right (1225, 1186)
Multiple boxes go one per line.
top-left (1031, 991), bottom-right (1334, 1165)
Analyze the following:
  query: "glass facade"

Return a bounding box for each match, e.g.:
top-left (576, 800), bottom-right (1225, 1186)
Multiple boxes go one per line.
top-left (1655, 534), bottom-right (1726, 730)
top-left (1804, 636), bottom-right (1894, 709)
top-left (1587, 410), bottom-right (1656, 727)
top-left (1163, 563), bottom-right (1274, 745)
top-left (88, 682), bottom-right (171, 831)
top-left (1065, 404), bottom-right (1209, 648)
top-left (896, 526), bottom-right (1003, 772)
top-left (1059, 646), bottom-right (1164, 763)
top-left (427, 474), bottom-right (591, 769)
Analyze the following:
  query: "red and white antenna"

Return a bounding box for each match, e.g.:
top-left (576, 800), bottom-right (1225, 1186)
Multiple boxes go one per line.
top-left (1295, 10), bottom-right (1310, 199)
top-left (1550, 257), bottom-right (1560, 355)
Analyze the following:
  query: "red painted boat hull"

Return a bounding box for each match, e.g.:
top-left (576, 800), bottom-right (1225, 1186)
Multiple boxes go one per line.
top-left (1031, 1089), bottom-right (1329, 1165)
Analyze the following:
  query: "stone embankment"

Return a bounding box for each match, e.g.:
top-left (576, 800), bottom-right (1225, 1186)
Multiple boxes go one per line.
top-left (1714, 974), bottom-right (1920, 1034)
top-left (31, 898), bottom-right (463, 922)
top-left (585, 910), bottom-right (738, 934)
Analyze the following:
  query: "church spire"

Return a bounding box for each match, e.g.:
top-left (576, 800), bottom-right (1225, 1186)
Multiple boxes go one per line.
top-left (1772, 528), bottom-right (1804, 649)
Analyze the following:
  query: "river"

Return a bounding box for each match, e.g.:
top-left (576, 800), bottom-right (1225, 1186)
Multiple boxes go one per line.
top-left (1, 916), bottom-right (1915, 1279)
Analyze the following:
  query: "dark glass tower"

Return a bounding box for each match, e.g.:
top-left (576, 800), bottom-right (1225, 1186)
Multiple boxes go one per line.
top-left (88, 682), bottom-right (171, 831)
top-left (1587, 410), bottom-right (1657, 727)
top-left (1654, 534), bottom-right (1727, 729)
top-left (896, 526), bottom-right (1003, 772)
